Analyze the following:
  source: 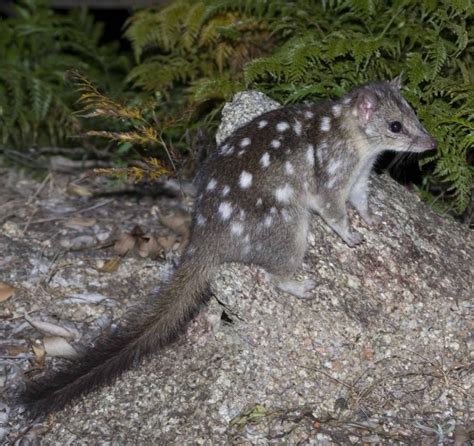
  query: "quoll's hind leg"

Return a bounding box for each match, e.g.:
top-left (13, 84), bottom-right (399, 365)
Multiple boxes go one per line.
top-left (268, 274), bottom-right (317, 300)
top-left (259, 212), bottom-right (317, 299)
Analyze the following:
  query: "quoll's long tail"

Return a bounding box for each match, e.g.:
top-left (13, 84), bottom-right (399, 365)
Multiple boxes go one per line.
top-left (19, 257), bottom-right (216, 416)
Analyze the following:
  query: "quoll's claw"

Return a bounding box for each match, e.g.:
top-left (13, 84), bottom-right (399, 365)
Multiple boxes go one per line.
top-left (361, 212), bottom-right (382, 227)
top-left (345, 230), bottom-right (364, 247)
top-left (274, 278), bottom-right (317, 299)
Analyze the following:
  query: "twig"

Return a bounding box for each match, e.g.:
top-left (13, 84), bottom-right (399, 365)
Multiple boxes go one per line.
top-left (29, 199), bottom-right (114, 225)
top-left (26, 173), bottom-right (52, 206)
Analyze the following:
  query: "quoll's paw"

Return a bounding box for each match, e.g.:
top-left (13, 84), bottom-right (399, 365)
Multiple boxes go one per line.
top-left (360, 211), bottom-right (382, 227)
top-left (276, 278), bottom-right (317, 299)
top-left (344, 229), bottom-right (364, 247)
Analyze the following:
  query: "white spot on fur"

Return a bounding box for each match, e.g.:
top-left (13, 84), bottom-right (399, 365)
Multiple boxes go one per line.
top-left (317, 142), bottom-right (327, 164)
top-left (293, 120), bottom-right (302, 136)
top-left (239, 171), bottom-right (253, 189)
top-left (258, 120), bottom-right (268, 129)
top-left (238, 150), bottom-right (245, 157)
top-left (325, 202), bottom-right (331, 209)
top-left (230, 222), bottom-right (244, 236)
top-left (306, 144), bottom-right (315, 166)
top-left (243, 234), bottom-right (250, 244)
top-left (239, 209), bottom-right (246, 220)
top-left (240, 137), bottom-right (251, 147)
top-left (304, 110), bottom-right (314, 119)
top-left (285, 161), bottom-right (295, 175)
top-left (260, 152), bottom-right (270, 168)
top-left (327, 177), bottom-right (337, 189)
top-left (281, 209), bottom-right (291, 222)
top-left (276, 121), bottom-right (290, 132)
top-left (275, 184), bottom-right (294, 203)
top-left (332, 105), bottom-right (342, 117)
top-left (196, 214), bottom-right (206, 226)
top-left (220, 144), bottom-right (234, 156)
top-left (218, 202), bottom-right (232, 220)
top-left (222, 185), bottom-right (230, 196)
top-left (320, 116), bottom-right (331, 132)
top-left (270, 207), bottom-right (277, 214)
top-left (256, 198), bottom-right (263, 207)
top-left (270, 140), bottom-right (281, 149)
top-left (342, 97), bottom-right (352, 105)
top-left (206, 178), bottom-right (217, 191)
top-left (327, 159), bottom-right (342, 175)
top-left (264, 215), bottom-right (273, 227)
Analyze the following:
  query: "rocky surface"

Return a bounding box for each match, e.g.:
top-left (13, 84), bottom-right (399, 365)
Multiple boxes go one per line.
top-left (0, 92), bottom-right (472, 445)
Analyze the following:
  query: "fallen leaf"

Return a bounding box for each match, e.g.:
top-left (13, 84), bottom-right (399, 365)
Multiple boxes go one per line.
top-left (98, 257), bottom-right (122, 273)
top-left (43, 337), bottom-right (77, 358)
top-left (66, 183), bottom-right (93, 197)
top-left (25, 317), bottom-right (78, 338)
top-left (113, 233), bottom-right (136, 256)
top-left (32, 342), bottom-right (46, 365)
top-left (0, 282), bottom-right (14, 302)
top-left (362, 348), bottom-right (374, 361)
top-left (62, 292), bottom-right (110, 304)
top-left (156, 233), bottom-right (178, 252)
top-left (137, 234), bottom-right (161, 259)
top-left (64, 217), bottom-right (97, 228)
top-left (159, 209), bottom-right (191, 238)
top-left (5, 344), bottom-right (29, 357)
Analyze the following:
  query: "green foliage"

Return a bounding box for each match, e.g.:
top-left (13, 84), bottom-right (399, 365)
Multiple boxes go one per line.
top-left (124, 0), bottom-right (272, 100)
top-left (0, 0), bottom-right (129, 149)
top-left (124, 0), bottom-right (472, 214)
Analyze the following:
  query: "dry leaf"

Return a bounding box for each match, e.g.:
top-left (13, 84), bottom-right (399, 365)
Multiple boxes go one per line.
top-left (156, 233), bottom-right (178, 252)
top-left (64, 217), bottom-right (97, 228)
top-left (159, 209), bottom-right (191, 238)
top-left (32, 341), bottom-right (46, 366)
top-left (43, 336), bottom-right (77, 358)
top-left (98, 256), bottom-right (122, 273)
top-left (66, 183), bottom-right (93, 197)
top-left (0, 282), bottom-right (15, 302)
top-left (25, 317), bottom-right (77, 339)
top-left (362, 348), bottom-right (374, 361)
top-left (63, 292), bottom-right (110, 304)
top-left (5, 344), bottom-right (29, 357)
top-left (113, 233), bottom-right (136, 256)
top-left (137, 234), bottom-right (161, 259)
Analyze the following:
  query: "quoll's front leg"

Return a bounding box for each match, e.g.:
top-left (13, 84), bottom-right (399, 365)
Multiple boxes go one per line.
top-left (308, 193), bottom-right (363, 247)
top-left (348, 162), bottom-right (381, 227)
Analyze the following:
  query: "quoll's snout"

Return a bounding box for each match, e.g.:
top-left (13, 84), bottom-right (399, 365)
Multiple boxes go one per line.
top-left (417, 133), bottom-right (438, 152)
top-left (429, 137), bottom-right (438, 150)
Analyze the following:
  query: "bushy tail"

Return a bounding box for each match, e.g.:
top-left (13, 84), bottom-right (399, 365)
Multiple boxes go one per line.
top-left (19, 257), bottom-right (216, 416)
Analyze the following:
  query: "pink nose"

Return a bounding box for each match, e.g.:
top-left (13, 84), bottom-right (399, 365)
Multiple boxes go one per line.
top-left (429, 137), bottom-right (438, 150)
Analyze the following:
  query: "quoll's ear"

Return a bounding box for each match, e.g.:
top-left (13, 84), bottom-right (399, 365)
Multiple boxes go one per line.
top-left (390, 72), bottom-right (403, 90)
top-left (356, 90), bottom-right (379, 123)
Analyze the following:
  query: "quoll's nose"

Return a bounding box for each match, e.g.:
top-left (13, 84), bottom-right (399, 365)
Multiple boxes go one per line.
top-left (429, 137), bottom-right (438, 150)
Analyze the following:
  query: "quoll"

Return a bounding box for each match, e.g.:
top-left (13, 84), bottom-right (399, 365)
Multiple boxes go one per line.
top-left (20, 75), bottom-right (437, 415)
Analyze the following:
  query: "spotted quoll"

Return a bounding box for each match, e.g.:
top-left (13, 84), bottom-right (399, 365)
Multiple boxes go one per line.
top-left (20, 76), bottom-right (437, 416)
top-left (193, 75), bottom-right (437, 297)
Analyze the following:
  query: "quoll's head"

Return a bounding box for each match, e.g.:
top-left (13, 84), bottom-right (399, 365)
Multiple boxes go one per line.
top-left (352, 74), bottom-right (438, 153)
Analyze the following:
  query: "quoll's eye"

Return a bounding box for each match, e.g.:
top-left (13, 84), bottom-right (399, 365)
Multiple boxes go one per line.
top-left (389, 121), bottom-right (402, 133)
